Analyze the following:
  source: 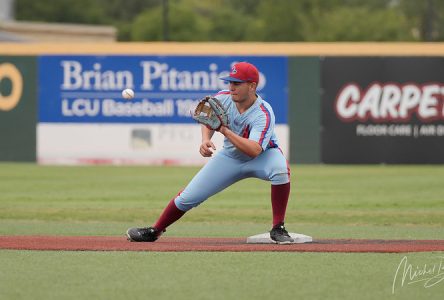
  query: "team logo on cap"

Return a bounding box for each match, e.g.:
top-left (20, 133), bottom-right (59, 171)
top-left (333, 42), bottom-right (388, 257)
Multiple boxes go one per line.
top-left (231, 66), bottom-right (237, 74)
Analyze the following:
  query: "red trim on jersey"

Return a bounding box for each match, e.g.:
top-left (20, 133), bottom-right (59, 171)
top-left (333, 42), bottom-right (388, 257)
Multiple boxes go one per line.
top-left (268, 140), bottom-right (278, 148)
top-left (241, 125), bottom-right (250, 138)
top-left (258, 104), bottom-right (271, 146)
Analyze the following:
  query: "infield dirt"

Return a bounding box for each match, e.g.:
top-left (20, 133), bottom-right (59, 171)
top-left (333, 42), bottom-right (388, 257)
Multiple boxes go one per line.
top-left (1, 236), bottom-right (444, 253)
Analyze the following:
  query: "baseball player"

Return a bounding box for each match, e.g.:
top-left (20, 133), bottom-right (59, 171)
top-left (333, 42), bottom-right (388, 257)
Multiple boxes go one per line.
top-left (126, 62), bottom-right (293, 244)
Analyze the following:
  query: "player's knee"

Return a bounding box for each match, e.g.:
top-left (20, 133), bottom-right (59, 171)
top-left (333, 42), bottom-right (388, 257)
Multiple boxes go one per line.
top-left (270, 172), bottom-right (290, 185)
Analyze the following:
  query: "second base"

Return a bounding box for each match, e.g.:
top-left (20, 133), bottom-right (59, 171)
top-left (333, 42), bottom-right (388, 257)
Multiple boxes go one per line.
top-left (246, 232), bottom-right (313, 244)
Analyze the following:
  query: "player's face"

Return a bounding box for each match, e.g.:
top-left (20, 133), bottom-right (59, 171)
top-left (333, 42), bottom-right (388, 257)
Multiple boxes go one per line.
top-left (229, 81), bottom-right (255, 103)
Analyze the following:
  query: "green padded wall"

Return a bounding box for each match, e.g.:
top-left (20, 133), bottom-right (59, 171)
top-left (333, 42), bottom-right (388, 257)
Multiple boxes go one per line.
top-left (288, 57), bottom-right (321, 163)
top-left (0, 56), bottom-right (37, 162)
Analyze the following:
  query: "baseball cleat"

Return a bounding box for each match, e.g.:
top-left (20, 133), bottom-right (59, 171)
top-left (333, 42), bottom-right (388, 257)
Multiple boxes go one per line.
top-left (126, 227), bottom-right (162, 242)
top-left (270, 223), bottom-right (294, 244)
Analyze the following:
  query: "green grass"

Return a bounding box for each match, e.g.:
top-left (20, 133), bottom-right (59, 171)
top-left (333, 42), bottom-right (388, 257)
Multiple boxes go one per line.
top-left (1, 251), bottom-right (443, 300)
top-left (1, 163), bottom-right (443, 226)
top-left (0, 163), bottom-right (443, 300)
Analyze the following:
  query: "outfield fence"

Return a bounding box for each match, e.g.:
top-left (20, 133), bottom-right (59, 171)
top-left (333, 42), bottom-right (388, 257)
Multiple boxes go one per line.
top-left (1, 43), bottom-right (443, 164)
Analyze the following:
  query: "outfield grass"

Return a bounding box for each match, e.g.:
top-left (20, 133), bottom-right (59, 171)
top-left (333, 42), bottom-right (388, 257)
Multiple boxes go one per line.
top-left (0, 163), bottom-right (443, 300)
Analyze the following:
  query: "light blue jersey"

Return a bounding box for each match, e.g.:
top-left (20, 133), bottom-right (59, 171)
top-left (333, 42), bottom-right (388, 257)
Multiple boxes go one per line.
top-left (214, 90), bottom-right (279, 161)
top-left (174, 90), bottom-right (289, 212)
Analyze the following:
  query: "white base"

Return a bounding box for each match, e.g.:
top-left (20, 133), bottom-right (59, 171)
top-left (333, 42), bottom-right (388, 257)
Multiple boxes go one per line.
top-left (246, 232), bottom-right (313, 244)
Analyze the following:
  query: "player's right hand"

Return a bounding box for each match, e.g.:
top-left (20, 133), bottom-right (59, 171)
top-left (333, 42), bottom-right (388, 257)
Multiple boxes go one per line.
top-left (200, 140), bottom-right (216, 157)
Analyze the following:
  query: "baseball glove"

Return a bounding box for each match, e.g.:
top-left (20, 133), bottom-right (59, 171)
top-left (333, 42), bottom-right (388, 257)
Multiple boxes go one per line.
top-left (192, 96), bottom-right (229, 131)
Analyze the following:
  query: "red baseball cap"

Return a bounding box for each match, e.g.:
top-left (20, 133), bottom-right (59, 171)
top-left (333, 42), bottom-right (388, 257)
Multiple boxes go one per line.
top-left (220, 62), bottom-right (259, 84)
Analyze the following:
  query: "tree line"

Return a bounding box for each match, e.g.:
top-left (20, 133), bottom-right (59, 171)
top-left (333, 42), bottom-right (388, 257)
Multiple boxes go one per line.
top-left (15, 0), bottom-right (444, 42)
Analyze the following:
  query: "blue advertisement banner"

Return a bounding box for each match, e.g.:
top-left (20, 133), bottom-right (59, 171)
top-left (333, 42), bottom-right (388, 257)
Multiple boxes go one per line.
top-left (38, 56), bottom-right (288, 124)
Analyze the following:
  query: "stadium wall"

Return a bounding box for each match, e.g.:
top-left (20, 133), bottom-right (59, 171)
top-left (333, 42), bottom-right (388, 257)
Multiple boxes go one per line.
top-left (1, 43), bottom-right (443, 164)
top-left (0, 56), bottom-right (37, 161)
